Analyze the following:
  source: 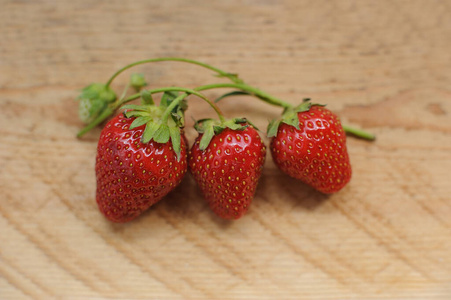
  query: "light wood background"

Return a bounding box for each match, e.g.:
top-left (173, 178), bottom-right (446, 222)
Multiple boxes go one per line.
top-left (1, 0), bottom-right (451, 299)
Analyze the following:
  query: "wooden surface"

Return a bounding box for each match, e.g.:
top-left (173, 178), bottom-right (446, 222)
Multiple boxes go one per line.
top-left (1, 0), bottom-right (451, 299)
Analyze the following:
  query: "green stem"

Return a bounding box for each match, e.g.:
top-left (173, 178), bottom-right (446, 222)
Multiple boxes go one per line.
top-left (196, 83), bottom-right (291, 108)
top-left (112, 86), bottom-right (222, 118)
top-left (101, 58), bottom-right (375, 141)
top-left (105, 57), bottom-right (242, 88)
top-left (77, 87), bottom-right (224, 137)
top-left (158, 87), bottom-right (225, 123)
top-left (118, 83), bottom-right (130, 102)
top-left (120, 82), bottom-right (291, 109)
top-left (105, 57), bottom-right (292, 109)
top-left (342, 125), bottom-right (376, 141)
top-left (77, 107), bottom-right (113, 138)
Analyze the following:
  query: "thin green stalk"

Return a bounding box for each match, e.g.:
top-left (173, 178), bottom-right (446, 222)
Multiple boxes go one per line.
top-left (77, 107), bottom-right (113, 138)
top-left (195, 83), bottom-right (291, 108)
top-left (118, 87), bottom-right (225, 121)
top-left (118, 83), bottom-right (131, 102)
top-left (342, 125), bottom-right (376, 141)
top-left (121, 82), bottom-right (291, 109)
top-left (105, 57), bottom-right (291, 109)
top-left (105, 57), bottom-right (242, 88)
top-left (158, 88), bottom-right (225, 123)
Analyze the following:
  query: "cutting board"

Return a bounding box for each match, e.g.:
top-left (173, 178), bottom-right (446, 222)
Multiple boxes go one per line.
top-left (1, 1), bottom-right (450, 299)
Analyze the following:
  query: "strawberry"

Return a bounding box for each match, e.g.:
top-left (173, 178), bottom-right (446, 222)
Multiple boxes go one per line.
top-left (189, 119), bottom-right (266, 219)
top-left (268, 99), bottom-right (351, 194)
top-left (95, 91), bottom-right (188, 222)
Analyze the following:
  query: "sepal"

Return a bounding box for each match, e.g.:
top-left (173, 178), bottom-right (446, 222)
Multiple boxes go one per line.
top-left (266, 98), bottom-right (324, 137)
top-left (77, 83), bottom-right (117, 124)
top-left (194, 118), bottom-right (251, 151)
top-left (267, 119), bottom-right (281, 138)
top-left (119, 92), bottom-right (185, 161)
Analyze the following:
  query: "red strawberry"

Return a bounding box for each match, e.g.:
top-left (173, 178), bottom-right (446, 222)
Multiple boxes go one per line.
top-left (268, 100), bottom-right (351, 193)
top-left (95, 92), bottom-right (188, 222)
top-left (189, 119), bottom-right (266, 219)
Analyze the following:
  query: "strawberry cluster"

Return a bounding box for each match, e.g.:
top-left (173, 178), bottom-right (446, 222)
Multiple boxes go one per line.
top-left (77, 58), bottom-right (374, 223)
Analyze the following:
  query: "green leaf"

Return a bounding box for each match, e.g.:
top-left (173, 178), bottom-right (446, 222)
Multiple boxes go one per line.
top-left (171, 112), bottom-right (185, 127)
top-left (177, 99), bottom-right (188, 112)
top-left (282, 113), bottom-right (300, 130)
top-left (223, 118), bottom-right (248, 131)
top-left (169, 126), bottom-right (182, 160)
top-left (129, 116), bottom-right (153, 129)
top-left (153, 124), bottom-right (170, 144)
top-left (78, 83), bottom-right (116, 103)
top-left (124, 110), bottom-right (148, 118)
top-left (242, 118), bottom-right (259, 131)
top-left (293, 99), bottom-right (325, 113)
top-left (226, 123), bottom-right (242, 131)
top-left (171, 112), bottom-right (181, 122)
top-left (293, 102), bottom-right (312, 113)
top-left (141, 122), bottom-right (160, 144)
top-left (160, 91), bottom-right (179, 108)
top-left (121, 104), bottom-right (149, 112)
top-left (214, 91), bottom-right (251, 103)
top-left (267, 119), bottom-right (281, 137)
top-left (199, 124), bottom-right (215, 151)
top-left (170, 99), bottom-right (187, 127)
top-left (141, 90), bottom-right (154, 105)
top-left (213, 125), bottom-right (225, 134)
top-left (233, 117), bottom-right (247, 124)
top-left (232, 117), bottom-right (259, 131)
top-left (193, 118), bottom-right (212, 133)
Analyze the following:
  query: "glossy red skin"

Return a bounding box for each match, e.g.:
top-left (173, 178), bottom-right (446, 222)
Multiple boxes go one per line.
top-left (270, 106), bottom-right (351, 194)
top-left (189, 126), bottom-right (266, 220)
top-left (96, 114), bottom-right (187, 223)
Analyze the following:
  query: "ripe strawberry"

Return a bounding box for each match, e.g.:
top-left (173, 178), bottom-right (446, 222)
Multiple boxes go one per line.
top-left (189, 119), bottom-right (266, 219)
top-left (95, 92), bottom-right (188, 222)
top-left (268, 100), bottom-right (351, 193)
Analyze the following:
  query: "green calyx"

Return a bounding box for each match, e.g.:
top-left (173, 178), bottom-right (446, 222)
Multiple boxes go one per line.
top-left (194, 118), bottom-right (251, 151)
top-left (267, 98), bottom-right (323, 137)
top-left (122, 91), bottom-right (187, 160)
top-left (77, 83), bottom-right (117, 124)
top-left (79, 83), bottom-right (117, 103)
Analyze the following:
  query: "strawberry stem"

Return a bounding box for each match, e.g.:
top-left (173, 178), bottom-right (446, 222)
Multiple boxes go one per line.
top-left (77, 107), bottom-right (114, 137)
top-left (118, 87), bottom-right (225, 120)
top-left (120, 83), bottom-right (291, 109)
top-left (99, 58), bottom-right (375, 141)
top-left (104, 58), bottom-right (291, 108)
top-left (196, 83), bottom-right (292, 108)
top-left (342, 125), bottom-right (376, 141)
top-left (158, 88), bottom-right (226, 123)
top-left (105, 57), bottom-right (243, 88)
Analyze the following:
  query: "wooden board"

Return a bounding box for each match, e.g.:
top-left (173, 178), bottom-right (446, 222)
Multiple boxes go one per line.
top-left (1, 0), bottom-right (450, 298)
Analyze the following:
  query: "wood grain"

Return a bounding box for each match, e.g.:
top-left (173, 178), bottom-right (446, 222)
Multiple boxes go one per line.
top-left (1, 0), bottom-right (451, 299)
